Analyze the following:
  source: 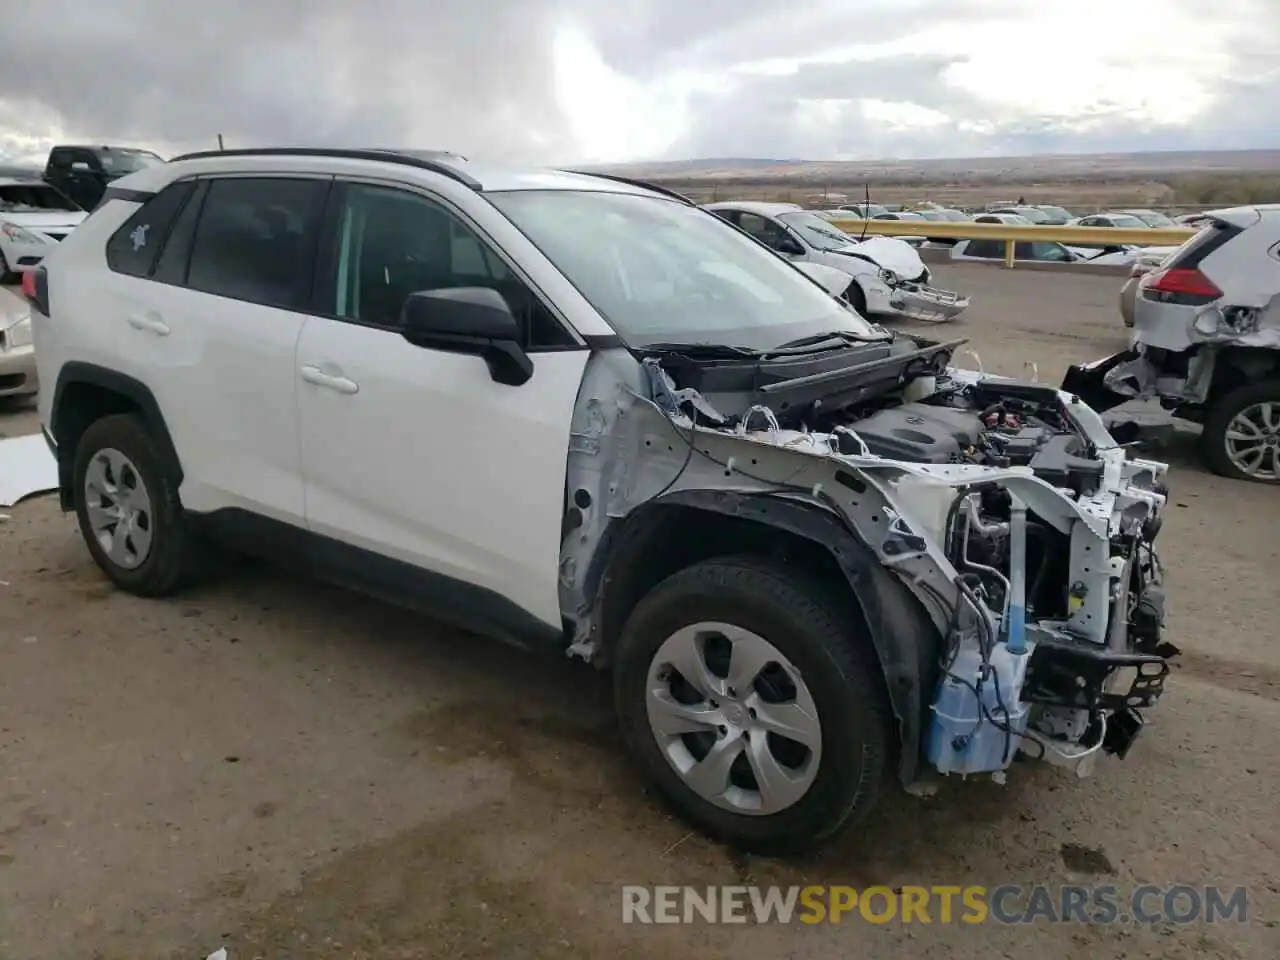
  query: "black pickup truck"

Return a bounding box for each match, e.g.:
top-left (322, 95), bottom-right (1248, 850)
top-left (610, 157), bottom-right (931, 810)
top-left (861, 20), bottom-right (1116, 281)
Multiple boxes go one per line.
top-left (42, 145), bottom-right (165, 211)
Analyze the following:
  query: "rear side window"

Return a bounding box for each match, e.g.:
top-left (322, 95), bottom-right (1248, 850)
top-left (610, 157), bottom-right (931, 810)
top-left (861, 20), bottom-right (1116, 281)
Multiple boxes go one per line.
top-left (186, 177), bottom-right (328, 310)
top-left (105, 181), bottom-right (197, 278)
top-left (1166, 219), bottom-right (1243, 270)
top-left (965, 239), bottom-right (1003, 259)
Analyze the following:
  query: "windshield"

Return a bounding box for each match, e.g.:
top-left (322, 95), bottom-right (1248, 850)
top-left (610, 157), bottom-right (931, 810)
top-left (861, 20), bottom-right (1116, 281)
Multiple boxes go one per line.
top-left (777, 211), bottom-right (860, 251)
top-left (97, 150), bottom-right (163, 174)
top-left (1037, 206), bottom-right (1071, 220)
top-left (1133, 211), bottom-right (1175, 227)
top-left (1107, 214), bottom-right (1149, 228)
top-left (0, 182), bottom-right (80, 212)
top-left (488, 190), bottom-right (884, 350)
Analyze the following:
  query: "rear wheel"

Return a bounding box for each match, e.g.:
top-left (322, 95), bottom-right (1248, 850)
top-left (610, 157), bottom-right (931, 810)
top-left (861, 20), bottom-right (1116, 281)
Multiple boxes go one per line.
top-left (0, 250), bottom-right (15, 285)
top-left (613, 557), bottom-right (892, 855)
top-left (72, 413), bottom-right (209, 595)
top-left (1203, 380), bottom-right (1280, 483)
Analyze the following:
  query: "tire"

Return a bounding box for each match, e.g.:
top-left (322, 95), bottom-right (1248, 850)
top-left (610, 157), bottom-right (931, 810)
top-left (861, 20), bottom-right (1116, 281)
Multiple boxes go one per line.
top-left (1202, 380), bottom-right (1280, 483)
top-left (613, 557), bottom-right (892, 856)
top-left (72, 413), bottom-right (208, 595)
top-left (843, 280), bottom-right (868, 317)
top-left (0, 250), bottom-right (15, 285)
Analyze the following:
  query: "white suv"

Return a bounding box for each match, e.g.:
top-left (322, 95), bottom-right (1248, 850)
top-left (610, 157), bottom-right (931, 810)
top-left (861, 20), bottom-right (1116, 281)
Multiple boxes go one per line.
top-left (28, 148), bottom-right (1176, 854)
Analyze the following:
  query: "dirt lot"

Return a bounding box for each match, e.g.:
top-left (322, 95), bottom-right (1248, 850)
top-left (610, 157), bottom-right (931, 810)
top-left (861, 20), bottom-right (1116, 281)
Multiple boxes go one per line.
top-left (1, 266), bottom-right (1278, 959)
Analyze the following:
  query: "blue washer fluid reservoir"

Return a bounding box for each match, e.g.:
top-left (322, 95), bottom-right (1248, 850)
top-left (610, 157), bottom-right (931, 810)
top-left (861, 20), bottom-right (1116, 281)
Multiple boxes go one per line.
top-left (927, 641), bottom-right (1034, 777)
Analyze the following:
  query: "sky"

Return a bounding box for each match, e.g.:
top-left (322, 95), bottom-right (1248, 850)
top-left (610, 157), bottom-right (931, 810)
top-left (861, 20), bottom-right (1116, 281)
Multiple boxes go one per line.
top-left (1, 0), bottom-right (1277, 167)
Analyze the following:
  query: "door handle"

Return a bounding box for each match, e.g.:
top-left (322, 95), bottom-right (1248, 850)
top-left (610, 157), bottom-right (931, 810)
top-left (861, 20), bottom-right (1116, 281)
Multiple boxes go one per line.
top-left (300, 365), bottom-right (359, 395)
top-left (127, 313), bottom-right (170, 336)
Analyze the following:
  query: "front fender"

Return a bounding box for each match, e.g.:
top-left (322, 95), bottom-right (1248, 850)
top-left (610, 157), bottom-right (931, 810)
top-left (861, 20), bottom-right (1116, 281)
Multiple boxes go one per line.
top-left (645, 491), bottom-right (942, 789)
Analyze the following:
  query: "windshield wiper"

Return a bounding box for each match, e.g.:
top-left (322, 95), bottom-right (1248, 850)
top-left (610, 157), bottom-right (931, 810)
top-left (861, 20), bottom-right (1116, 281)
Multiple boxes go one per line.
top-left (767, 329), bottom-right (889, 354)
top-left (641, 341), bottom-right (763, 358)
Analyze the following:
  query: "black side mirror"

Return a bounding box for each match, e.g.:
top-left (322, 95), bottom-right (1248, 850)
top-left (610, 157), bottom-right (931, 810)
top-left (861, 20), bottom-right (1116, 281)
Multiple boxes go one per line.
top-left (400, 287), bottom-right (533, 387)
top-left (777, 236), bottom-right (805, 256)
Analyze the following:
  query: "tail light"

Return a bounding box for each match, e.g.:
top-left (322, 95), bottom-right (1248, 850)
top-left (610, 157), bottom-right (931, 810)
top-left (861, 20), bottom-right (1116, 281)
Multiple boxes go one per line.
top-left (22, 267), bottom-right (50, 317)
top-left (1141, 266), bottom-right (1222, 306)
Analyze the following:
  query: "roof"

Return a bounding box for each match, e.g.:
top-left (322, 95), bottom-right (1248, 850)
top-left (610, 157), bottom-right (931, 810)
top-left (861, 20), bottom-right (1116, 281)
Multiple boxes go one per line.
top-left (158, 147), bottom-right (684, 200)
top-left (703, 200), bottom-right (806, 216)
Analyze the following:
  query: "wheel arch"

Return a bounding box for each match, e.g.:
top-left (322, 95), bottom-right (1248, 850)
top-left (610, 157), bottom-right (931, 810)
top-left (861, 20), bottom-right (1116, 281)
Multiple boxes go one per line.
top-left (51, 362), bottom-right (181, 510)
top-left (588, 492), bottom-right (941, 788)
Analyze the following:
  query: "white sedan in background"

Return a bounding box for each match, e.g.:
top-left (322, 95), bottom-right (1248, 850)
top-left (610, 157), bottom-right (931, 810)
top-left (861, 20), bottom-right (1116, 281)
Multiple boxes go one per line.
top-left (705, 201), bottom-right (969, 321)
top-left (0, 178), bottom-right (86, 282)
top-left (0, 284), bottom-right (36, 401)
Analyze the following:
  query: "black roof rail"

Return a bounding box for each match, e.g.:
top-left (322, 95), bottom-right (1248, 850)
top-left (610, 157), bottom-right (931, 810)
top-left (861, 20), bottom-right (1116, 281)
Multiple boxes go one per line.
top-left (166, 147), bottom-right (482, 190)
top-left (559, 170), bottom-right (695, 205)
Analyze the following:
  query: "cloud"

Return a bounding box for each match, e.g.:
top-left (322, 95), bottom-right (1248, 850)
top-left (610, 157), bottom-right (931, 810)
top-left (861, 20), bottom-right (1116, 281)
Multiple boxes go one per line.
top-left (0, 0), bottom-right (575, 163)
top-left (0, 0), bottom-right (1275, 166)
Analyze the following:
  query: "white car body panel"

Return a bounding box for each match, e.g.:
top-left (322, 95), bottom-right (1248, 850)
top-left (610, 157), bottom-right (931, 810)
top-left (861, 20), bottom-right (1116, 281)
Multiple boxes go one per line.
top-left (295, 317), bottom-right (587, 626)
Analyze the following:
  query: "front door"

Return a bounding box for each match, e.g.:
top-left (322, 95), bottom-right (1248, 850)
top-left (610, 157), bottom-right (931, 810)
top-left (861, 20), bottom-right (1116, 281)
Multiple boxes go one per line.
top-left (295, 181), bottom-right (588, 634)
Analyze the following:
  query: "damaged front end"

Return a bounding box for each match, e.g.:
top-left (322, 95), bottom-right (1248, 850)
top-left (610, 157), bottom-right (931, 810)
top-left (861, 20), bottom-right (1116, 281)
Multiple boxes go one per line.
top-left (561, 334), bottom-right (1175, 791)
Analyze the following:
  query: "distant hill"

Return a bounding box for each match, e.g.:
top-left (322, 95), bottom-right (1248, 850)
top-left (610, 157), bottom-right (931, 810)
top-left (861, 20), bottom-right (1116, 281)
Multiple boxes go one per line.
top-left (589, 150), bottom-right (1280, 185)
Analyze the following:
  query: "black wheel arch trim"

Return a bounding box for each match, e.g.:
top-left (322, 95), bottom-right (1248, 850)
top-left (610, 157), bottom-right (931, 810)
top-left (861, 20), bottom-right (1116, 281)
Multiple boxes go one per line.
top-left (590, 491), bottom-right (941, 788)
top-left (51, 362), bottom-right (183, 509)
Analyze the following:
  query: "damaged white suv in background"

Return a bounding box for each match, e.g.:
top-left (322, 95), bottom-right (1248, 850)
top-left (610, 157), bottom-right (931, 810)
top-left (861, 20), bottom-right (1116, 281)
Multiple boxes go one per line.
top-left (705, 201), bottom-right (970, 322)
top-left (1065, 204), bottom-right (1280, 483)
top-left (29, 149), bottom-right (1172, 854)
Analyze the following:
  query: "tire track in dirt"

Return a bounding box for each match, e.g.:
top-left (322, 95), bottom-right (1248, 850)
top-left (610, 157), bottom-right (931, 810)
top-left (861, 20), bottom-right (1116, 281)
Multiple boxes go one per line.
top-left (1172, 650), bottom-right (1280, 701)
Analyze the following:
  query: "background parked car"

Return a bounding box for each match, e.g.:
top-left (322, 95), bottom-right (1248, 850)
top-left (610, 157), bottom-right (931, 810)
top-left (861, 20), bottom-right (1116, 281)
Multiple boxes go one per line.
top-left (973, 212), bottom-right (1031, 225)
top-left (43, 145), bottom-right (165, 211)
top-left (987, 205), bottom-right (1054, 224)
top-left (1118, 209), bottom-right (1178, 228)
top-left (1034, 204), bottom-right (1075, 223)
top-left (0, 177), bottom-right (88, 282)
top-left (834, 202), bottom-right (889, 218)
top-left (1072, 212), bottom-right (1151, 229)
top-left (1118, 249), bottom-right (1177, 327)
top-left (705, 201), bottom-right (969, 320)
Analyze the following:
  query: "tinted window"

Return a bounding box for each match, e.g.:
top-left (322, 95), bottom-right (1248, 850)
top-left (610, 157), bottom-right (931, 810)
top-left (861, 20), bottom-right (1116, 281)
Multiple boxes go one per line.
top-left (152, 181), bottom-right (208, 285)
top-left (735, 212), bottom-right (790, 250)
top-left (327, 184), bottom-right (574, 347)
top-left (105, 181), bottom-right (197, 278)
top-left (964, 240), bottom-right (1004, 259)
top-left (186, 178), bottom-right (326, 310)
top-left (0, 182), bottom-right (79, 212)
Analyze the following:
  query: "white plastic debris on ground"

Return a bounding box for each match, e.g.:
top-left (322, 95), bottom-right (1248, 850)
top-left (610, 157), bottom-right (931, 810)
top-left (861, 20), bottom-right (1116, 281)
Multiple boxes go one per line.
top-left (0, 434), bottom-right (58, 507)
top-left (206, 949), bottom-right (228, 960)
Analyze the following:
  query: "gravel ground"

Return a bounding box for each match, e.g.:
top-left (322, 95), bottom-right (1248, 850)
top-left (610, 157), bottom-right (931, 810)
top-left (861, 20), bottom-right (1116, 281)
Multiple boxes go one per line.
top-left (0, 266), bottom-right (1277, 959)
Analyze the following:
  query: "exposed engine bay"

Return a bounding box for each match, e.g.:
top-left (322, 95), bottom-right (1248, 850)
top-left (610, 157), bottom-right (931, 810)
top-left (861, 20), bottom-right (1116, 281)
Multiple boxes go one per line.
top-left (618, 330), bottom-right (1176, 783)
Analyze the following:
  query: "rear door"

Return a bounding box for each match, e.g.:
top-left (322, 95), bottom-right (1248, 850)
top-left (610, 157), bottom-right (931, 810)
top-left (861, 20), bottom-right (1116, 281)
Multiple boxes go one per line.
top-left (102, 174), bottom-right (329, 524)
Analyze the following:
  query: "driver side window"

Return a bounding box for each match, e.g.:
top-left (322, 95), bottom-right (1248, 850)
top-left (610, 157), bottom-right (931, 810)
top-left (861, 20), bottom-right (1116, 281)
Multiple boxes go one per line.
top-left (736, 212), bottom-right (792, 252)
top-left (328, 184), bottom-right (574, 347)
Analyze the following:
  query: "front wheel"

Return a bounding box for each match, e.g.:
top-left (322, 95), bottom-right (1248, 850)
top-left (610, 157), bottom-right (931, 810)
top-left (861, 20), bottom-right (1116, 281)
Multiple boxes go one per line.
top-left (842, 280), bottom-right (868, 317)
top-left (613, 557), bottom-right (892, 855)
top-left (1202, 380), bottom-right (1280, 483)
